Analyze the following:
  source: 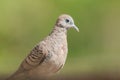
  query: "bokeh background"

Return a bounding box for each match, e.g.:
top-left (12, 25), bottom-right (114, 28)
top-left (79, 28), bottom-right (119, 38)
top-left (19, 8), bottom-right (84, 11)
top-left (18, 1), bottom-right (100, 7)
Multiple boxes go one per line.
top-left (0, 0), bottom-right (120, 80)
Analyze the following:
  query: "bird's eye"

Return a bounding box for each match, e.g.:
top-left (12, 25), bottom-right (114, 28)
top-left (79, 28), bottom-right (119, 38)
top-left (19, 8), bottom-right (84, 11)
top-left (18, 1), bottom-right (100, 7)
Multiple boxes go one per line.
top-left (65, 19), bottom-right (69, 23)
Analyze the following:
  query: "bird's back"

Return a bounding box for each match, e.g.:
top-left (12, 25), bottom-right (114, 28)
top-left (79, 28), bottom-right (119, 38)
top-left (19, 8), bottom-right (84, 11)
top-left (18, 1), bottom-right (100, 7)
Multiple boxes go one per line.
top-left (26, 29), bottom-right (68, 79)
top-left (7, 28), bottom-right (68, 80)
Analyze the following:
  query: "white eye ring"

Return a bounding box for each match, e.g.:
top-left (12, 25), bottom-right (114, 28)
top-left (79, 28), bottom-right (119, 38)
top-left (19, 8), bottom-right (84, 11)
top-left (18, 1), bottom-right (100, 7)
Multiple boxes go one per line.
top-left (65, 19), bottom-right (69, 23)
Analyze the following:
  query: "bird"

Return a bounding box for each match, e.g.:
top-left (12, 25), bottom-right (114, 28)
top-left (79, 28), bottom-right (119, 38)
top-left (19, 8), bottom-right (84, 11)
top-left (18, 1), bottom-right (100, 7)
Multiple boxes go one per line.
top-left (6, 14), bottom-right (79, 80)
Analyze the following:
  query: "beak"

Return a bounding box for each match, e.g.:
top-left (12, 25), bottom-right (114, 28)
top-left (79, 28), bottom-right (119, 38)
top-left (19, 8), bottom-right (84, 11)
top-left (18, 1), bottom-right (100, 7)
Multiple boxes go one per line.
top-left (72, 25), bottom-right (79, 32)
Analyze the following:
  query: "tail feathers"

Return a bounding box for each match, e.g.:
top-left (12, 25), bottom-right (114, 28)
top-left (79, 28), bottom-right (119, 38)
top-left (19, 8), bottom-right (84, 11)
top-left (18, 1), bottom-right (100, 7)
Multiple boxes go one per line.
top-left (6, 71), bottom-right (27, 80)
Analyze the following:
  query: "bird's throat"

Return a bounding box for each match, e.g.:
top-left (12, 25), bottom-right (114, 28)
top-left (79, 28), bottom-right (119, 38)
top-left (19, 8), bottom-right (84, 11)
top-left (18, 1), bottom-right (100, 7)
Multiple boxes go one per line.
top-left (49, 26), bottom-right (67, 36)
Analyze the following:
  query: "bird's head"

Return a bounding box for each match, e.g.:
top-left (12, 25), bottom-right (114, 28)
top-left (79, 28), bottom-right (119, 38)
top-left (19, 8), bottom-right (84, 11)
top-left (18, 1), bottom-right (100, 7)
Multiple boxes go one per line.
top-left (56, 14), bottom-right (79, 32)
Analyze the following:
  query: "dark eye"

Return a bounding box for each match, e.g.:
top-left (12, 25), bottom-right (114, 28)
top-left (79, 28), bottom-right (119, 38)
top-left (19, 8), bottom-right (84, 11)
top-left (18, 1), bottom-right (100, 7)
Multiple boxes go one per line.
top-left (65, 19), bottom-right (69, 23)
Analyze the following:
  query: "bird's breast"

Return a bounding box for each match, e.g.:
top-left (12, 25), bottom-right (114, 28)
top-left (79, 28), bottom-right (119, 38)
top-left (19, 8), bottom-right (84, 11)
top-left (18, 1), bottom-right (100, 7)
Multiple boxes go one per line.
top-left (40, 39), bottom-right (67, 74)
top-left (28, 35), bottom-right (68, 78)
top-left (44, 42), bottom-right (68, 73)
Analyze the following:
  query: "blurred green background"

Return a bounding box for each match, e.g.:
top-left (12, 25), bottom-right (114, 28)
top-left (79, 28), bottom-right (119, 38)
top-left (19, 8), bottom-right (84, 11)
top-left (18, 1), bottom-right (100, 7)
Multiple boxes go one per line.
top-left (0, 0), bottom-right (120, 77)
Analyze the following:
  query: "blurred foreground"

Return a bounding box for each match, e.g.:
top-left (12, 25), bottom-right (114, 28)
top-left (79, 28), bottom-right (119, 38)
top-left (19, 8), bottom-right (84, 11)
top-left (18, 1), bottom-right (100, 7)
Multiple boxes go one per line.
top-left (1, 72), bottom-right (120, 80)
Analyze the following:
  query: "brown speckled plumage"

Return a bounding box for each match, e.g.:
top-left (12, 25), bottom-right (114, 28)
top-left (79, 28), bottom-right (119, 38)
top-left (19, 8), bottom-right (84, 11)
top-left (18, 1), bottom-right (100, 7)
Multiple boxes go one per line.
top-left (6, 14), bottom-right (79, 80)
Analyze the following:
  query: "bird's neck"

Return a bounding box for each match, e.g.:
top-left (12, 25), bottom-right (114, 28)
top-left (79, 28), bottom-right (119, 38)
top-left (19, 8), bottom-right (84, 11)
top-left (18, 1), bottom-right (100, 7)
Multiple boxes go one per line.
top-left (49, 26), bottom-right (67, 36)
top-left (48, 26), bottom-right (68, 55)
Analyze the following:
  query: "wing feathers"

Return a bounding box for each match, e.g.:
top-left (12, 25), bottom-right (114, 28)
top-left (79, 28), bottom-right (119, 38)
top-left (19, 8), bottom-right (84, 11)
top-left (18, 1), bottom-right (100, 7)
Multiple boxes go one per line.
top-left (21, 44), bottom-right (47, 70)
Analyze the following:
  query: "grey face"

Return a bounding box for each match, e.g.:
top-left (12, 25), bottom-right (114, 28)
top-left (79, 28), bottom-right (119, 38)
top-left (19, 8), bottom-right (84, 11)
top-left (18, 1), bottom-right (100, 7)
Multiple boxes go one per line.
top-left (57, 14), bottom-right (79, 32)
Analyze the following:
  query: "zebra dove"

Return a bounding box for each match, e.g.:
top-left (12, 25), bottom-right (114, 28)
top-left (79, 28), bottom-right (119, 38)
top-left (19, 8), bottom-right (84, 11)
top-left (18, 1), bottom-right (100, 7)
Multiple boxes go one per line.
top-left (7, 14), bottom-right (79, 80)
